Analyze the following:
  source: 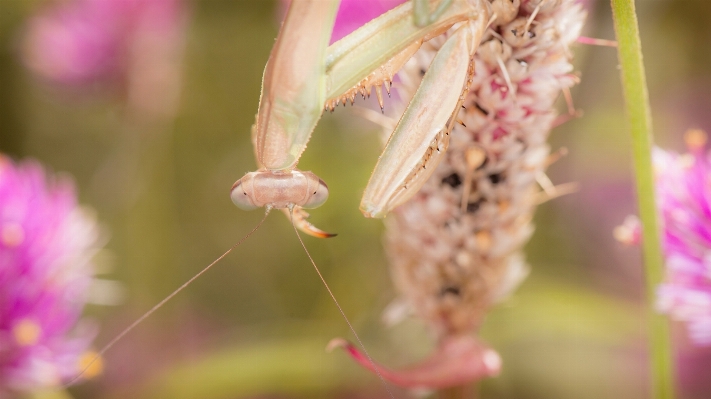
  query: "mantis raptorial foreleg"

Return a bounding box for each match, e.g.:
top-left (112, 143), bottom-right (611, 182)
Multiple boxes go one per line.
top-left (360, 17), bottom-right (487, 218)
top-left (232, 0), bottom-right (491, 226)
top-left (254, 1), bottom-right (338, 171)
top-left (323, 0), bottom-right (481, 102)
top-left (414, 0), bottom-right (456, 27)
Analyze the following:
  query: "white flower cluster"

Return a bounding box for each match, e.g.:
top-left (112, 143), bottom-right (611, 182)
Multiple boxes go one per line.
top-left (384, 0), bottom-right (586, 336)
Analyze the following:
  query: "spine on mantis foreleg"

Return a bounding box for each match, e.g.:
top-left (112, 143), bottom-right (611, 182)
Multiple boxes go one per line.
top-left (384, 0), bottom-right (586, 341)
top-left (255, 0), bottom-right (340, 171)
top-left (325, 39), bottom-right (423, 111)
top-left (323, 0), bottom-right (481, 112)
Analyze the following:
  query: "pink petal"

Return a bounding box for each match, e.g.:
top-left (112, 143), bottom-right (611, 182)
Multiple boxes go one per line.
top-left (327, 335), bottom-right (501, 389)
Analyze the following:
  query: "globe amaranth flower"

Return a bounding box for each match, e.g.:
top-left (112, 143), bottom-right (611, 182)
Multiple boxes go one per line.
top-left (22, 0), bottom-right (187, 97)
top-left (0, 154), bottom-right (103, 394)
top-left (618, 129), bottom-right (711, 345)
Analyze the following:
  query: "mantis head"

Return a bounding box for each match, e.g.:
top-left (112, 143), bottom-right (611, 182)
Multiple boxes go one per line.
top-left (231, 170), bottom-right (329, 211)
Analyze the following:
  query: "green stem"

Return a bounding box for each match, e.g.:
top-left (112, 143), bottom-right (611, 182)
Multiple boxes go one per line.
top-left (609, 0), bottom-right (675, 398)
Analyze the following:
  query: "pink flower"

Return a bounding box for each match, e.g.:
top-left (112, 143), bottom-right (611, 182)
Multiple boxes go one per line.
top-left (652, 130), bottom-right (711, 345)
top-left (618, 129), bottom-right (711, 345)
top-left (22, 0), bottom-right (186, 88)
top-left (0, 155), bottom-right (102, 393)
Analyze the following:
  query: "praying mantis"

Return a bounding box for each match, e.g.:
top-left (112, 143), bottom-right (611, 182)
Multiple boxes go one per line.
top-left (230, 0), bottom-right (494, 225)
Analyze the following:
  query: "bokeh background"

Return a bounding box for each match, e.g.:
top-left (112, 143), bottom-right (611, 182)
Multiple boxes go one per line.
top-left (1, 0), bottom-right (711, 398)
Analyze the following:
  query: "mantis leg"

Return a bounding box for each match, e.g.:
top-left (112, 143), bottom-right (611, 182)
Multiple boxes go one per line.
top-left (254, 0), bottom-right (340, 171)
top-left (254, 0), bottom-right (488, 174)
top-left (324, 0), bottom-right (486, 103)
top-left (429, 0), bottom-right (456, 24)
top-left (413, 0), bottom-right (456, 27)
top-left (256, 0), bottom-right (484, 172)
top-left (414, 0), bottom-right (432, 27)
top-left (360, 17), bottom-right (487, 219)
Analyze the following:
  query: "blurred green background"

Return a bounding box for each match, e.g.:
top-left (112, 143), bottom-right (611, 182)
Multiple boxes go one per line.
top-left (2, 0), bottom-right (711, 398)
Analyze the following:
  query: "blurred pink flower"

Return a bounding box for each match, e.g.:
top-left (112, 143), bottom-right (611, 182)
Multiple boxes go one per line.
top-left (22, 0), bottom-right (186, 92)
top-left (653, 130), bottom-right (711, 345)
top-left (0, 155), bottom-right (102, 393)
top-left (618, 129), bottom-right (711, 345)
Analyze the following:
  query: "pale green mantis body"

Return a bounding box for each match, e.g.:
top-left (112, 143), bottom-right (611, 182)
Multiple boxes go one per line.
top-left (231, 0), bottom-right (492, 224)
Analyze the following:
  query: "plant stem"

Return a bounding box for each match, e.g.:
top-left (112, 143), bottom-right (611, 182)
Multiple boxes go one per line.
top-left (609, 0), bottom-right (675, 398)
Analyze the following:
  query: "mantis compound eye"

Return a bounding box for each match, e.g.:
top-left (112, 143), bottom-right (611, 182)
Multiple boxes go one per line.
top-left (230, 178), bottom-right (259, 211)
top-left (302, 178), bottom-right (329, 209)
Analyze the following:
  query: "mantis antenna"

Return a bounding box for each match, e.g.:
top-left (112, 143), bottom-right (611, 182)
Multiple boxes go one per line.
top-left (288, 207), bottom-right (395, 399)
top-left (63, 209), bottom-right (272, 388)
